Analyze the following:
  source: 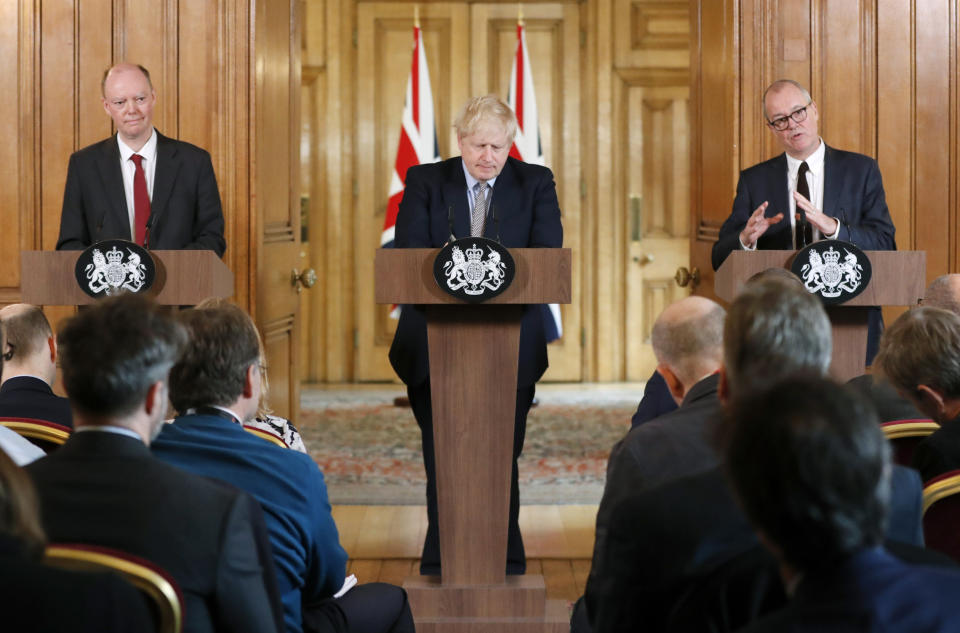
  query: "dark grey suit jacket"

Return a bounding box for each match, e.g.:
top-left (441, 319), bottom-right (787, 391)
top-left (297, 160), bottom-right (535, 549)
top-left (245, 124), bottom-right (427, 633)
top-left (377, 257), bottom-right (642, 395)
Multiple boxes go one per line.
top-left (26, 431), bottom-right (277, 633)
top-left (56, 132), bottom-right (226, 256)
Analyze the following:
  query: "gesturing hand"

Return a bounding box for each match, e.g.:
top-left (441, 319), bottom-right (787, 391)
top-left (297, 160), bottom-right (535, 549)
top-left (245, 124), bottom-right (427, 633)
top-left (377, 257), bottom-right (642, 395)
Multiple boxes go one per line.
top-left (740, 202), bottom-right (784, 248)
top-left (793, 191), bottom-right (839, 236)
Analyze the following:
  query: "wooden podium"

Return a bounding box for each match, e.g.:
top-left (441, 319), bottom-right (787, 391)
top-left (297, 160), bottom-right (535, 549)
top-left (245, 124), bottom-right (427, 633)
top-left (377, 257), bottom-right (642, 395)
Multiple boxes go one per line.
top-left (375, 248), bottom-right (571, 633)
top-left (714, 250), bottom-right (925, 380)
top-left (19, 250), bottom-right (233, 305)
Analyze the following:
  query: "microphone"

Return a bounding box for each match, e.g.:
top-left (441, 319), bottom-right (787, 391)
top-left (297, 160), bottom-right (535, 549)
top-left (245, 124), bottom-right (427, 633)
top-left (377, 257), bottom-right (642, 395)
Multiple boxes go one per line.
top-left (490, 203), bottom-right (501, 244)
top-left (839, 207), bottom-right (851, 244)
top-left (447, 205), bottom-right (456, 243)
top-left (144, 212), bottom-right (156, 249)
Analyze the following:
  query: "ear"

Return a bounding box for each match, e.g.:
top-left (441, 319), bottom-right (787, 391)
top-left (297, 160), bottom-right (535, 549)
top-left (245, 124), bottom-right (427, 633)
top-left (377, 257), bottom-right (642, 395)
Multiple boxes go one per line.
top-left (242, 363), bottom-right (257, 399)
top-left (657, 364), bottom-right (686, 404)
top-left (143, 380), bottom-right (166, 417)
top-left (718, 366), bottom-right (730, 405)
top-left (102, 97), bottom-right (112, 117)
top-left (915, 384), bottom-right (946, 420)
top-left (47, 336), bottom-right (57, 363)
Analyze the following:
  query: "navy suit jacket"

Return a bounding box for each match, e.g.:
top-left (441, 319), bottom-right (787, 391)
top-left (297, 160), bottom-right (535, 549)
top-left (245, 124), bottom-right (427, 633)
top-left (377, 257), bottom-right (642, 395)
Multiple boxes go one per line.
top-left (151, 414), bottom-right (348, 633)
top-left (712, 145), bottom-right (896, 271)
top-left (388, 156), bottom-right (563, 388)
top-left (26, 431), bottom-right (276, 633)
top-left (56, 132), bottom-right (226, 256)
top-left (913, 414), bottom-right (960, 483)
top-left (738, 547), bottom-right (960, 633)
top-left (0, 376), bottom-right (73, 428)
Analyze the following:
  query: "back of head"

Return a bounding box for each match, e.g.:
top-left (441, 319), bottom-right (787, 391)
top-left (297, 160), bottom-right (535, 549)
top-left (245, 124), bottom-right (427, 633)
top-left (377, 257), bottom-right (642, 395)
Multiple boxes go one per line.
top-left (923, 274), bottom-right (960, 315)
top-left (875, 306), bottom-right (960, 401)
top-left (57, 294), bottom-right (186, 420)
top-left (169, 302), bottom-right (261, 412)
top-left (724, 376), bottom-right (890, 572)
top-left (723, 277), bottom-right (831, 397)
top-left (454, 94), bottom-right (518, 142)
top-left (0, 448), bottom-right (47, 558)
top-left (0, 304), bottom-right (52, 366)
top-left (651, 297), bottom-right (726, 386)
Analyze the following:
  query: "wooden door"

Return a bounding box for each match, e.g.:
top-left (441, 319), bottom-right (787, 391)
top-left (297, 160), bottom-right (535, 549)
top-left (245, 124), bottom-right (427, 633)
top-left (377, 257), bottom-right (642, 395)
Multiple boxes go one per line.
top-left (354, 2), bottom-right (583, 382)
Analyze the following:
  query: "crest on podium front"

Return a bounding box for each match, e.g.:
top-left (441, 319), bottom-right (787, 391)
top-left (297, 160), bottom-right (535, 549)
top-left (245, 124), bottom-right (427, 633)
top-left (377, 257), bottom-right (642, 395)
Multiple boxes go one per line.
top-left (433, 238), bottom-right (515, 303)
top-left (791, 240), bottom-right (872, 305)
top-left (74, 240), bottom-right (156, 298)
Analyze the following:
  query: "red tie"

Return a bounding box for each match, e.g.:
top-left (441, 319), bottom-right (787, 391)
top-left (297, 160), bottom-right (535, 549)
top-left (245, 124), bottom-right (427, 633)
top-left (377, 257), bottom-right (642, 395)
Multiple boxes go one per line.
top-left (131, 154), bottom-right (151, 246)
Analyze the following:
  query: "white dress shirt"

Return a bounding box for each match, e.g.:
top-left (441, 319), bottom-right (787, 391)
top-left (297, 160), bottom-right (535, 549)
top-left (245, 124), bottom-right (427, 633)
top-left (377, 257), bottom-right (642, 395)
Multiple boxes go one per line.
top-left (117, 129), bottom-right (158, 240)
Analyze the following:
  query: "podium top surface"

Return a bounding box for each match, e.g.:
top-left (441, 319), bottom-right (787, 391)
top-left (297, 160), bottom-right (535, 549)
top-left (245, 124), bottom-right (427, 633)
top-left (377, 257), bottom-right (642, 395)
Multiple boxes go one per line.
top-left (714, 250), bottom-right (926, 306)
top-left (20, 250), bottom-right (233, 306)
top-left (375, 248), bottom-right (571, 305)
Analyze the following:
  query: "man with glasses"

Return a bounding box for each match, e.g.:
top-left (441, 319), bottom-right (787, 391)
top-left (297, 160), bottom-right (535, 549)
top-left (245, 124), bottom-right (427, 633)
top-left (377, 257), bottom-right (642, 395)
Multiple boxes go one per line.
top-left (711, 79), bottom-right (895, 361)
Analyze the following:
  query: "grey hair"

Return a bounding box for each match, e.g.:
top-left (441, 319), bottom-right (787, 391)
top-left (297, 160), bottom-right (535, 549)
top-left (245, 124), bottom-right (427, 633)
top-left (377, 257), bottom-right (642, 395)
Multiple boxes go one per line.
top-left (652, 301), bottom-right (726, 386)
top-left (762, 79), bottom-right (813, 121)
top-left (923, 274), bottom-right (960, 316)
top-left (875, 306), bottom-right (960, 400)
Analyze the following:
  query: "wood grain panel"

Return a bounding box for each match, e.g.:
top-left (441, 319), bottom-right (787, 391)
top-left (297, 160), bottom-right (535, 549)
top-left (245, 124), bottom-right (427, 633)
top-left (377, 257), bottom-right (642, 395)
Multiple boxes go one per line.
top-left (121, 0), bottom-right (178, 137)
top-left (0, 1), bottom-right (25, 288)
top-left (77, 3), bottom-right (113, 151)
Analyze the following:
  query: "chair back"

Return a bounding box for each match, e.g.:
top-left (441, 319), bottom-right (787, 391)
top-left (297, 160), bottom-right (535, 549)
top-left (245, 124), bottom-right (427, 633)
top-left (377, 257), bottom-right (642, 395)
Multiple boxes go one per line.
top-left (881, 419), bottom-right (939, 466)
top-left (45, 543), bottom-right (184, 633)
top-left (0, 417), bottom-right (71, 451)
top-left (243, 424), bottom-right (289, 448)
top-left (922, 470), bottom-right (960, 563)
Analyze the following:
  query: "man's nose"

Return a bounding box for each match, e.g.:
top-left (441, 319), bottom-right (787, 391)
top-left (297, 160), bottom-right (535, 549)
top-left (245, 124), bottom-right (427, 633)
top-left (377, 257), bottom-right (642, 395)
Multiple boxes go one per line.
top-left (122, 99), bottom-right (136, 114)
top-left (481, 147), bottom-right (493, 160)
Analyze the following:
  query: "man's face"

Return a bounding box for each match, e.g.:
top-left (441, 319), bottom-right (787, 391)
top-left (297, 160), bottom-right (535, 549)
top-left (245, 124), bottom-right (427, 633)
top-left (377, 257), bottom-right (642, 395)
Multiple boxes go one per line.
top-left (457, 122), bottom-right (511, 182)
top-left (765, 84), bottom-right (820, 160)
top-left (102, 66), bottom-right (156, 147)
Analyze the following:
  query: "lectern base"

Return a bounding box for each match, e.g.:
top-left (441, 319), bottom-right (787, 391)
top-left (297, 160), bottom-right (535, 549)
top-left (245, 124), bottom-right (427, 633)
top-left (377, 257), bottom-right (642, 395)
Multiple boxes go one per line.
top-left (405, 574), bottom-right (568, 633)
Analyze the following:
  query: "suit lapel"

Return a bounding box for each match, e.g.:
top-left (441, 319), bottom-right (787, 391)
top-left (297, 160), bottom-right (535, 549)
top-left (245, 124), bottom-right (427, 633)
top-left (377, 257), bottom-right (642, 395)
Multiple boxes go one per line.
top-left (442, 159), bottom-right (471, 240)
top-left (769, 153), bottom-right (790, 218)
top-left (151, 132), bottom-right (181, 228)
top-left (486, 159), bottom-right (519, 242)
top-left (821, 144), bottom-right (839, 217)
top-left (96, 137), bottom-right (131, 238)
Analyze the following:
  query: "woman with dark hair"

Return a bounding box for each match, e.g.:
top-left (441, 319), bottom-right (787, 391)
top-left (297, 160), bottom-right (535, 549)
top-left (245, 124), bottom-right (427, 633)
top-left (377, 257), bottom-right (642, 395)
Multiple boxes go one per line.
top-left (0, 447), bottom-right (157, 631)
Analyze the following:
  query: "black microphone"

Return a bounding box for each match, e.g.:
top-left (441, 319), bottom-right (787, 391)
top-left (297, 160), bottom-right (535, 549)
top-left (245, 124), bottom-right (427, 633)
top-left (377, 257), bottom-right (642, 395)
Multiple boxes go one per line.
top-left (144, 212), bottom-right (156, 249)
top-left (839, 207), bottom-right (851, 244)
top-left (447, 205), bottom-right (456, 243)
top-left (490, 203), bottom-right (501, 244)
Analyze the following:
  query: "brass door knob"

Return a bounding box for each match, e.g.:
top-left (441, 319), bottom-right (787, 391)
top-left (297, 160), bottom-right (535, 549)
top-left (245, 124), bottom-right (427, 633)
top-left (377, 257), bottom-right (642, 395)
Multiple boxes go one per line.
top-left (292, 268), bottom-right (317, 294)
top-left (632, 253), bottom-right (655, 265)
top-left (674, 266), bottom-right (700, 288)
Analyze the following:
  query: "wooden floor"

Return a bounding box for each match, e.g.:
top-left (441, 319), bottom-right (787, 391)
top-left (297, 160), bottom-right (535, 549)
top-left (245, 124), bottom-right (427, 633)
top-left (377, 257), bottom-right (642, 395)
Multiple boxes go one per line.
top-left (334, 504), bottom-right (597, 604)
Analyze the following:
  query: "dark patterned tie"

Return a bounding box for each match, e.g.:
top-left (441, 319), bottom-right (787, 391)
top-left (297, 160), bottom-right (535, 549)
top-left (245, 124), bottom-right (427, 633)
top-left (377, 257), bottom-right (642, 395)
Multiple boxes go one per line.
top-left (795, 161), bottom-right (813, 249)
top-left (131, 154), bottom-right (151, 246)
top-left (471, 181), bottom-right (488, 237)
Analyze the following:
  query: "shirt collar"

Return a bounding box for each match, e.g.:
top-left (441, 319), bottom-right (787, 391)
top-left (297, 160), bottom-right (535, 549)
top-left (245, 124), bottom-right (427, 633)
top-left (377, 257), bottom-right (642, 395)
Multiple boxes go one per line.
top-left (184, 405), bottom-right (244, 426)
top-left (117, 128), bottom-right (158, 163)
top-left (785, 137), bottom-right (825, 176)
top-left (74, 425), bottom-right (144, 442)
top-left (461, 160), bottom-right (498, 190)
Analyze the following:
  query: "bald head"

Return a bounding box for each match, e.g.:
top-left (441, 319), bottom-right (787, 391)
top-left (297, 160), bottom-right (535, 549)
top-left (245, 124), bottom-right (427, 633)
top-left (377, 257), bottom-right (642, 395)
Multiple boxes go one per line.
top-left (651, 296), bottom-right (726, 395)
top-left (923, 274), bottom-right (960, 315)
top-left (0, 304), bottom-right (56, 385)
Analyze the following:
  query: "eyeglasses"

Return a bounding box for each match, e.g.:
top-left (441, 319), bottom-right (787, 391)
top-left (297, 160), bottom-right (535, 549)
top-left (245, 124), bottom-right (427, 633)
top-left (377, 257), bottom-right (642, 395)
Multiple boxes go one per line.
top-left (767, 103), bottom-right (811, 131)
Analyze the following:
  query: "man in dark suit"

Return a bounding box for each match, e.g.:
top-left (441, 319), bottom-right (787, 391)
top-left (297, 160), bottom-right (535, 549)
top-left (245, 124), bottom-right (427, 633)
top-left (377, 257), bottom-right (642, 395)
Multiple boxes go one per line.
top-left (0, 304), bottom-right (72, 428)
top-left (711, 79), bottom-right (895, 361)
top-left (26, 294), bottom-right (276, 633)
top-left (56, 63), bottom-right (225, 256)
top-left (875, 306), bottom-right (960, 483)
top-left (389, 94), bottom-right (563, 575)
top-left (579, 278), bottom-right (926, 633)
top-left (152, 301), bottom-right (413, 633)
top-left (726, 376), bottom-right (960, 633)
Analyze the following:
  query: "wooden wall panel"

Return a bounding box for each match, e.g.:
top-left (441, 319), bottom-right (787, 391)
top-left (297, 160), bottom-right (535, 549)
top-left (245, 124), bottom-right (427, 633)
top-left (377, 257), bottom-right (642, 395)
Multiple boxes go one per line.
top-left (0, 1), bottom-right (26, 296)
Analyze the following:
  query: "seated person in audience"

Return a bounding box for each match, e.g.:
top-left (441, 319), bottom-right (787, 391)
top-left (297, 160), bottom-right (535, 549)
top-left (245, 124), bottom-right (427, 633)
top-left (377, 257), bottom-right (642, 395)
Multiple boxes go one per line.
top-left (875, 306), bottom-right (960, 482)
top-left (0, 323), bottom-right (45, 466)
top-left (724, 376), bottom-right (960, 633)
top-left (629, 370), bottom-right (677, 428)
top-left (151, 301), bottom-right (414, 633)
top-left (579, 278), bottom-right (925, 633)
top-left (0, 448), bottom-right (157, 632)
top-left (847, 273), bottom-right (960, 422)
top-left (26, 294), bottom-right (277, 633)
top-left (0, 304), bottom-right (72, 427)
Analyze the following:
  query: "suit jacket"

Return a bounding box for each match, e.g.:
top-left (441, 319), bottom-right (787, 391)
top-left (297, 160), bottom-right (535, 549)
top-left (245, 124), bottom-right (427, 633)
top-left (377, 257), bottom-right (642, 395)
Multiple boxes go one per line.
top-left (0, 534), bottom-right (157, 633)
top-left (913, 414), bottom-right (960, 483)
top-left (26, 431), bottom-right (277, 633)
top-left (582, 463), bottom-right (925, 633)
top-left (0, 376), bottom-right (73, 428)
top-left (151, 413), bottom-right (348, 633)
top-left (630, 370), bottom-right (678, 428)
top-left (711, 145), bottom-right (896, 271)
top-left (388, 156), bottom-right (563, 388)
top-left (737, 547), bottom-right (960, 633)
top-left (846, 374), bottom-right (925, 423)
top-left (56, 132), bottom-right (226, 256)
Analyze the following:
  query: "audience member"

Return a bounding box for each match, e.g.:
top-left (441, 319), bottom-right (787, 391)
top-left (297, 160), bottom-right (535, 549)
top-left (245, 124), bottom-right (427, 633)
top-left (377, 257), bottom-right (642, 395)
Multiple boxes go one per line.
top-left (580, 278), bottom-right (925, 633)
top-left (0, 304), bottom-right (72, 427)
top-left (725, 376), bottom-right (960, 633)
top-left (0, 448), bottom-right (157, 632)
top-left (151, 301), bottom-right (414, 633)
top-left (26, 294), bottom-right (277, 633)
top-left (629, 370), bottom-right (677, 427)
top-left (0, 322), bottom-right (44, 466)
top-left (875, 306), bottom-right (960, 482)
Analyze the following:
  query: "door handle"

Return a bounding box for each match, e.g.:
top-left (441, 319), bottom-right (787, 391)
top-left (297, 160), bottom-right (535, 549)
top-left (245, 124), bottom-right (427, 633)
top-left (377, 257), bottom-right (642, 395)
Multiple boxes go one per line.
top-left (674, 266), bottom-right (700, 288)
top-left (292, 268), bottom-right (317, 294)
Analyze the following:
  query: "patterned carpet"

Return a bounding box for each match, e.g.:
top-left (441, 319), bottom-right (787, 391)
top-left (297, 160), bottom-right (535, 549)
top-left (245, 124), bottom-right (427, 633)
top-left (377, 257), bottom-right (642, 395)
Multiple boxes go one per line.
top-left (299, 386), bottom-right (639, 505)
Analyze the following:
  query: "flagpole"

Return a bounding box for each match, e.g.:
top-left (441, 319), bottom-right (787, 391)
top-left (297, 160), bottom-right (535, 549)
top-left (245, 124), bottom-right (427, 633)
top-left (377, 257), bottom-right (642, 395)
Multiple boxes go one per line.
top-left (518, 4), bottom-right (524, 25)
top-left (414, 4), bottom-right (420, 28)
